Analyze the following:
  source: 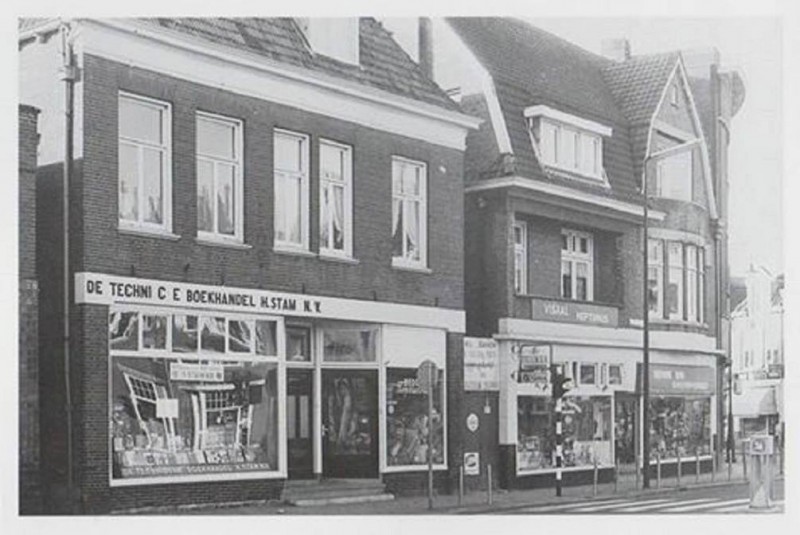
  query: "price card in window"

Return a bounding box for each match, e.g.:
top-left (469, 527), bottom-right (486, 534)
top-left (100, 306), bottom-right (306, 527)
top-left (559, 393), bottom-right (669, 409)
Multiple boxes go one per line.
top-left (156, 398), bottom-right (179, 419)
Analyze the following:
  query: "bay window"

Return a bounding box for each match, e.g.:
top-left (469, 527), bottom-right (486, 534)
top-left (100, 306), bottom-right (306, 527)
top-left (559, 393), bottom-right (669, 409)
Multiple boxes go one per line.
top-left (196, 113), bottom-right (243, 241)
top-left (392, 157), bottom-right (427, 268)
top-left (649, 239), bottom-right (705, 323)
top-left (561, 230), bottom-right (593, 301)
top-left (513, 220), bottom-right (528, 294)
top-left (319, 140), bottom-right (353, 257)
top-left (274, 130), bottom-right (310, 250)
top-left (118, 93), bottom-right (172, 232)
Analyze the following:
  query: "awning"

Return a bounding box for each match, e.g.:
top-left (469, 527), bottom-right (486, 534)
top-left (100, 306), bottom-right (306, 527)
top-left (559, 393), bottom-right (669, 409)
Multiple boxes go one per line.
top-left (733, 386), bottom-right (778, 417)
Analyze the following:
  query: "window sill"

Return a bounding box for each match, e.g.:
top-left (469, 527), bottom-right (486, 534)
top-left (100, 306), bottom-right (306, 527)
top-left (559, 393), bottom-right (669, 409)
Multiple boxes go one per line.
top-left (391, 261), bottom-right (432, 274)
top-left (195, 237), bottom-right (252, 250)
top-left (319, 252), bottom-right (359, 265)
top-left (118, 226), bottom-right (181, 241)
top-left (273, 245), bottom-right (315, 258)
top-left (649, 317), bottom-right (708, 329)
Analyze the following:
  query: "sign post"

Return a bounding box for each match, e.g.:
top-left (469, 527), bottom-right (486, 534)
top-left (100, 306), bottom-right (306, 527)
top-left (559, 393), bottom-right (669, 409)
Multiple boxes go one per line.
top-left (417, 359), bottom-right (438, 511)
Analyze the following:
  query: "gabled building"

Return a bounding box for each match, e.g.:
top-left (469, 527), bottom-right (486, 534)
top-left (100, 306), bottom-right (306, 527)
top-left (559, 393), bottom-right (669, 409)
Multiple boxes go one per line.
top-left (427, 18), bottom-right (743, 489)
top-left (19, 17), bottom-right (479, 513)
top-left (730, 266), bottom-right (784, 439)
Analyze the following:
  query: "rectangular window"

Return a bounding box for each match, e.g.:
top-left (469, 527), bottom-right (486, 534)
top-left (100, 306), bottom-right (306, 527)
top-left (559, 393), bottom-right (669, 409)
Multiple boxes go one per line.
top-left (274, 130), bottom-right (310, 250)
top-left (561, 230), bottom-right (593, 301)
top-left (608, 365), bottom-right (622, 385)
top-left (562, 127), bottom-right (578, 170)
top-left (536, 120), bottom-right (602, 179)
top-left (698, 248), bottom-right (705, 324)
top-left (319, 140), bottom-right (353, 257)
top-left (650, 397), bottom-right (712, 459)
top-left (297, 18), bottom-right (359, 65)
top-left (118, 93), bottom-right (171, 232)
top-left (540, 120), bottom-right (559, 165)
top-left (579, 364), bottom-right (596, 385)
top-left (392, 157), bottom-right (427, 268)
top-left (667, 241), bottom-right (685, 320)
top-left (648, 239), bottom-right (664, 319)
top-left (656, 151), bottom-right (693, 202)
top-left (513, 220), bottom-right (528, 294)
top-left (322, 326), bottom-right (377, 362)
top-left (686, 244), bottom-right (699, 322)
top-left (196, 113), bottom-right (243, 241)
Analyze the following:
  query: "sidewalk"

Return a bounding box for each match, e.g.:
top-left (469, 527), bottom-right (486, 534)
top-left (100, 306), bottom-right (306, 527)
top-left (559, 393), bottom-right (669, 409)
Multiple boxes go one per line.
top-left (162, 458), bottom-right (772, 515)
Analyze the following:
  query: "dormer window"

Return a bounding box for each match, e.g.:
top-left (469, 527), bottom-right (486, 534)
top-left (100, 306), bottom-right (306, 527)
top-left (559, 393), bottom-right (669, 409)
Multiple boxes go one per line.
top-left (525, 105), bottom-right (611, 182)
top-left (296, 18), bottom-right (360, 66)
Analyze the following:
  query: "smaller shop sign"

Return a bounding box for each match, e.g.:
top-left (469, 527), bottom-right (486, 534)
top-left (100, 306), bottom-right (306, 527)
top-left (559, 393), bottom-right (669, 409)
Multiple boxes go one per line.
top-left (517, 344), bottom-right (551, 390)
top-left (767, 364), bottom-right (784, 379)
top-left (464, 337), bottom-right (499, 391)
top-left (530, 298), bottom-right (618, 327)
top-left (638, 363), bottom-right (715, 395)
top-left (464, 452), bottom-right (480, 476)
top-left (170, 363), bottom-right (224, 382)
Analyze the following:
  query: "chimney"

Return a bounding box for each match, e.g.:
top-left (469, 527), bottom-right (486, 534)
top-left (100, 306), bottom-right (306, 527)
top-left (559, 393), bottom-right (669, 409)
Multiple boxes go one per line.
top-left (601, 38), bottom-right (631, 62)
top-left (418, 17), bottom-right (434, 79)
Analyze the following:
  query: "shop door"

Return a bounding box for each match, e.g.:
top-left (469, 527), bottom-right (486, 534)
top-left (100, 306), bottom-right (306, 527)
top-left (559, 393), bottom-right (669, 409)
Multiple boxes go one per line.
top-left (614, 393), bottom-right (638, 468)
top-left (321, 369), bottom-right (379, 478)
top-left (287, 369), bottom-right (314, 479)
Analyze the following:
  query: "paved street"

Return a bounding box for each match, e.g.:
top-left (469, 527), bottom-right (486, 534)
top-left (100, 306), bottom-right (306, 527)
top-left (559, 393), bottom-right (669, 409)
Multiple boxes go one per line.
top-left (477, 479), bottom-right (784, 515)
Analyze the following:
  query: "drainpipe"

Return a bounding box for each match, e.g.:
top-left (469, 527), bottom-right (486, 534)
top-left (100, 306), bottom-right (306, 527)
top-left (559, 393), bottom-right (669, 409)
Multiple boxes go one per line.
top-left (59, 20), bottom-right (78, 510)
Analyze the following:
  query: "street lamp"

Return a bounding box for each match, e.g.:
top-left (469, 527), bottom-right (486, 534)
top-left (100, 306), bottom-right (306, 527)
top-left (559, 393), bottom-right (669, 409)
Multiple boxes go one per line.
top-left (641, 139), bottom-right (702, 489)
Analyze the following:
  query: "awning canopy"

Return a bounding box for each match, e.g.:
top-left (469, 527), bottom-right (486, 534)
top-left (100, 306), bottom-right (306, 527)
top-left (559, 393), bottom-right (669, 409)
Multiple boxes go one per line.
top-left (733, 386), bottom-right (778, 417)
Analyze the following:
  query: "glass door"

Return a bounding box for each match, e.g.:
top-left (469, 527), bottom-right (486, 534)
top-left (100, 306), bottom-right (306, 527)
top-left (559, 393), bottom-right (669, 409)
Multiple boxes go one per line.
top-left (287, 369), bottom-right (314, 479)
top-left (321, 369), bottom-right (379, 478)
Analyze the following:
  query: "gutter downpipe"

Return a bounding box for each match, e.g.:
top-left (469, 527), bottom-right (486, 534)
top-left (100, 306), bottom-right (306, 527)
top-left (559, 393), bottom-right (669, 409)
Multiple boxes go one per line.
top-left (59, 20), bottom-right (77, 511)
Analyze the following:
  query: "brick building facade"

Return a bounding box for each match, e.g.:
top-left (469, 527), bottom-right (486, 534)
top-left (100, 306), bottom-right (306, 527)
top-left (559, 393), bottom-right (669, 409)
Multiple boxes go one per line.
top-left (19, 104), bottom-right (41, 514)
top-left (20, 18), bottom-right (478, 513)
top-left (429, 18), bottom-right (743, 489)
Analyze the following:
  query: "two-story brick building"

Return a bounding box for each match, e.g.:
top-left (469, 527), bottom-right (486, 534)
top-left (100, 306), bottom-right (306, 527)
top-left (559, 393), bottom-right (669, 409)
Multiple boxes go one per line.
top-left (20, 17), bottom-right (479, 513)
top-left (429, 18), bottom-right (742, 489)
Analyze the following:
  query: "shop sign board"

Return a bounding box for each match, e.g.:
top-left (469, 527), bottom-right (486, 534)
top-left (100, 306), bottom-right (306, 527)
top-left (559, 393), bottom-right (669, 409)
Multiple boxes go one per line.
top-left (170, 363), bottom-right (224, 382)
top-left (517, 344), bottom-right (551, 390)
top-left (531, 298), bottom-right (619, 327)
top-left (464, 337), bottom-right (499, 391)
top-left (464, 452), bottom-right (480, 476)
top-left (74, 272), bottom-right (465, 332)
top-left (639, 363), bottom-right (715, 395)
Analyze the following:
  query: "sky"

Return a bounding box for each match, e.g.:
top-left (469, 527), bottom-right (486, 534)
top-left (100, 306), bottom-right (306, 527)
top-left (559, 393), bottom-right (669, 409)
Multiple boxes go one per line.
top-left (382, 16), bottom-right (783, 278)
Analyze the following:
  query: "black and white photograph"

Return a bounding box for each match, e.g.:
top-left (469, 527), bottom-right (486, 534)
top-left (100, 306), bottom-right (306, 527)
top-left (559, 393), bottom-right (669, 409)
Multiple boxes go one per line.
top-left (7, 0), bottom-right (796, 528)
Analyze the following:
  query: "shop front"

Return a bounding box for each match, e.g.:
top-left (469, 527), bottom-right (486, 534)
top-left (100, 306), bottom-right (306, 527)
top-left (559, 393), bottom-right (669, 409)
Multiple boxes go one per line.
top-left (77, 272), bottom-right (458, 497)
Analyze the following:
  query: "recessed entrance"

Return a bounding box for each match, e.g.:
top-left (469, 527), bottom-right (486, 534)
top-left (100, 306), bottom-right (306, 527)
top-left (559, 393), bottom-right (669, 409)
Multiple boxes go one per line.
top-left (321, 369), bottom-right (379, 478)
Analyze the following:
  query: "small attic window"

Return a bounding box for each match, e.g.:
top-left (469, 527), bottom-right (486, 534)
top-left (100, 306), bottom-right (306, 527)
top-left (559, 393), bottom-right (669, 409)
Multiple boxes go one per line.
top-left (524, 105), bottom-right (612, 183)
top-left (670, 84), bottom-right (679, 107)
top-left (296, 18), bottom-right (360, 66)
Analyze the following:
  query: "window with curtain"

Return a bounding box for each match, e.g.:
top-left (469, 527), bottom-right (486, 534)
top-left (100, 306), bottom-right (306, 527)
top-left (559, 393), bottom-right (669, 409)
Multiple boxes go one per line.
top-left (196, 113), bottom-right (243, 241)
top-left (513, 220), bottom-right (527, 294)
top-left (274, 130), bottom-right (309, 250)
top-left (118, 93), bottom-right (171, 231)
top-left (320, 140), bottom-right (353, 256)
top-left (392, 157), bottom-right (427, 268)
top-left (561, 230), bottom-right (593, 301)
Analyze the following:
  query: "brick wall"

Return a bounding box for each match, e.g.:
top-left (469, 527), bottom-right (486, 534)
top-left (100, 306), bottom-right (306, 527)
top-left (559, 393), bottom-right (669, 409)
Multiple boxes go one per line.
top-left (79, 54), bottom-right (464, 310)
top-left (19, 104), bottom-right (41, 514)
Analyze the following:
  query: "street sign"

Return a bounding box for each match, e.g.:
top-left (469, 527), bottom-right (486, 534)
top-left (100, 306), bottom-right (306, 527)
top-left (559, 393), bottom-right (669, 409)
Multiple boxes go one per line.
top-left (417, 359), bottom-right (438, 391)
top-left (748, 435), bottom-right (774, 455)
top-left (464, 452), bottom-right (480, 476)
top-left (466, 413), bottom-right (479, 433)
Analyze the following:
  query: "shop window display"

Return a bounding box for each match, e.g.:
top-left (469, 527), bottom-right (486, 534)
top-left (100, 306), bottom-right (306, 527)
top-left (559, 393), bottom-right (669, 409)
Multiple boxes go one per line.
top-left (649, 397), bottom-right (711, 459)
top-left (517, 396), bottom-right (612, 472)
top-left (109, 309), bottom-right (281, 482)
top-left (386, 368), bottom-right (445, 466)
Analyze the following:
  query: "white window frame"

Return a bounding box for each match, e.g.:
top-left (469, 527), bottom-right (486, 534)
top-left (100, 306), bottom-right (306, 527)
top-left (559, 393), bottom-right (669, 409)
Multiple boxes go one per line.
top-left (296, 17), bottom-right (360, 66)
top-left (273, 129), bottom-right (310, 252)
top-left (655, 151), bottom-right (693, 202)
top-left (561, 229), bottom-right (594, 301)
top-left (533, 117), bottom-right (605, 181)
top-left (667, 241), bottom-right (685, 321)
top-left (686, 244), bottom-right (699, 322)
top-left (647, 239), bottom-right (665, 320)
top-left (391, 156), bottom-right (428, 270)
top-left (513, 220), bottom-right (528, 295)
top-left (117, 92), bottom-right (172, 234)
top-left (319, 139), bottom-right (353, 258)
top-left (196, 112), bottom-right (244, 243)
top-left (670, 84), bottom-right (680, 107)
